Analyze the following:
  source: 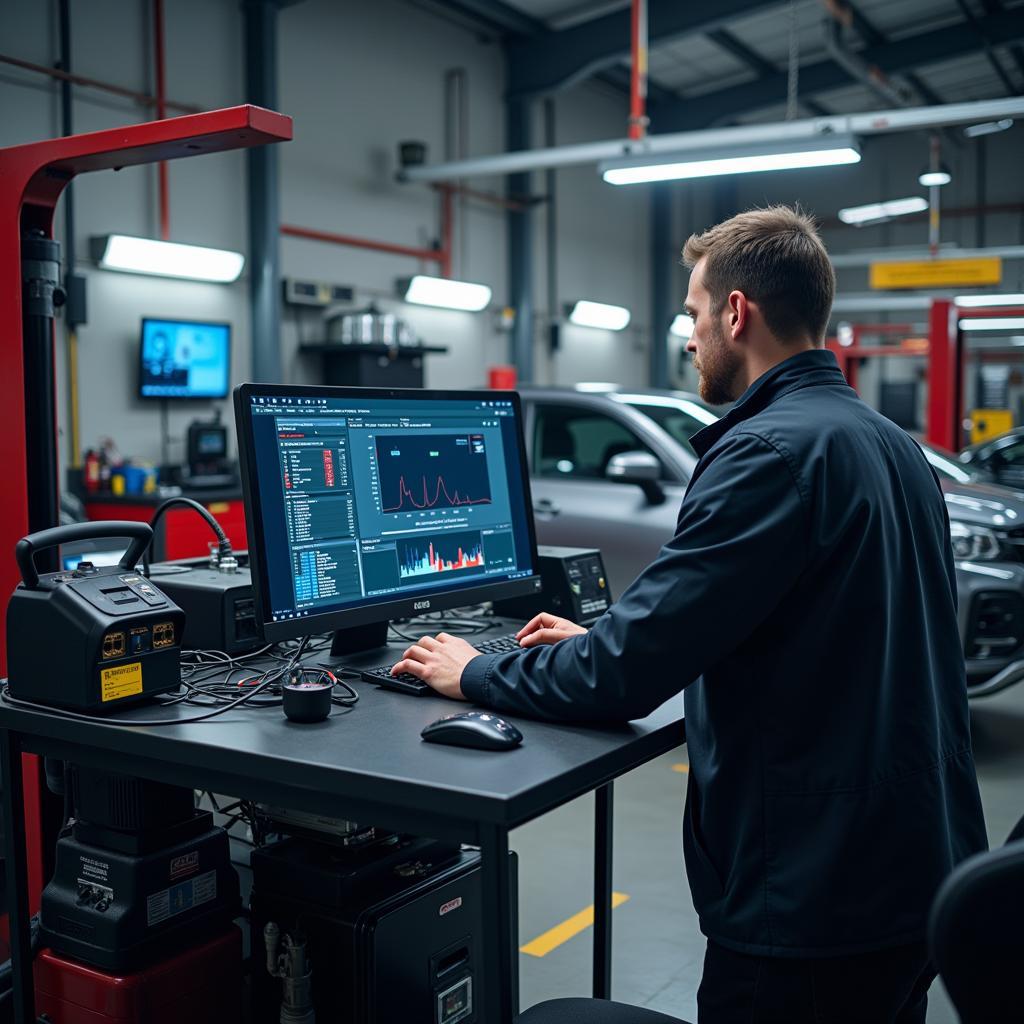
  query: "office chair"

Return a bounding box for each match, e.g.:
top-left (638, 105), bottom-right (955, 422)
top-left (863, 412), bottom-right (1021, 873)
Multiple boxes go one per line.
top-left (929, 814), bottom-right (1024, 1023)
top-left (518, 998), bottom-right (690, 1023)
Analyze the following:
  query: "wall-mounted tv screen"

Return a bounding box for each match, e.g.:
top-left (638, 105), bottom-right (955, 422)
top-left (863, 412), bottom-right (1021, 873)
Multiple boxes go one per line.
top-left (139, 317), bottom-right (230, 399)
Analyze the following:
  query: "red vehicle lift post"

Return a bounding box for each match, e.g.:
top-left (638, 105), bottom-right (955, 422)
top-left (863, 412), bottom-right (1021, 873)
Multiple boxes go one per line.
top-left (830, 301), bottom-right (1024, 451)
top-left (0, 105), bottom-right (292, 1006)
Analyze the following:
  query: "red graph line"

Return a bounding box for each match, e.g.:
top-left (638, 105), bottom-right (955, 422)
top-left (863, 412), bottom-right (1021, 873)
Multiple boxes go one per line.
top-left (383, 474), bottom-right (491, 513)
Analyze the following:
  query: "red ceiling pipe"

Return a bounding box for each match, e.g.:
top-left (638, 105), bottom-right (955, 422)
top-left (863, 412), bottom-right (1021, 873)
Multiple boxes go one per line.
top-left (629, 0), bottom-right (648, 140)
top-left (954, 306), bottom-right (1024, 320)
top-left (431, 181), bottom-right (532, 213)
top-left (439, 184), bottom-right (453, 278)
top-left (154, 0), bottom-right (170, 240)
top-left (280, 222), bottom-right (448, 266)
top-left (0, 52), bottom-right (201, 114)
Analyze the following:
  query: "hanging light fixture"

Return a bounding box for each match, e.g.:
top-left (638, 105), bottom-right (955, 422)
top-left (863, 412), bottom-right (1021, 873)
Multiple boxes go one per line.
top-left (918, 166), bottom-right (952, 187)
top-left (963, 118), bottom-right (1013, 138)
top-left (401, 275), bottom-right (492, 311)
top-left (600, 135), bottom-right (860, 185)
top-left (838, 196), bottom-right (928, 225)
top-left (92, 235), bottom-right (245, 283)
top-left (669, 314), bottom-right (694, 338)
top-left (567, 300), bottom-right (631, 330)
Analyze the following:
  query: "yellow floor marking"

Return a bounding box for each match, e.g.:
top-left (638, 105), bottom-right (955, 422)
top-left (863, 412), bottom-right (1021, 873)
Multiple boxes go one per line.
top-left (671, 762), bottom-right (689, 773)
top-left (520, 892), bottom-right (630, 958)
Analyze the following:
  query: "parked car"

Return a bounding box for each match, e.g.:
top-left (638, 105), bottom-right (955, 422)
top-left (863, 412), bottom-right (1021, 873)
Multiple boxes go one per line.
top-left (518, 385), bottom-right (1024, 698)
top-left (959, 428), bottom-right (1024, 490)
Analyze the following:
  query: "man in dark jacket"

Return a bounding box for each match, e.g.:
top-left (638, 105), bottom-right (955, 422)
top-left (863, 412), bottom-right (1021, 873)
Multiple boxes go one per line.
top-left (392, 206), bottom-right (988, 1022)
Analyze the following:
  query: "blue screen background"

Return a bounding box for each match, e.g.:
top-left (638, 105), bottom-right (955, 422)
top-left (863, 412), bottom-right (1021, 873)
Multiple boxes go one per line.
top-left (140, 319), bottom-right (230, 398)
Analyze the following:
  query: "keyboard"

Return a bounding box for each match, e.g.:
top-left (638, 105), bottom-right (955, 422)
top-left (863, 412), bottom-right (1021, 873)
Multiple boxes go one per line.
top-left (471, 633), bottom-right (524, 655)
top-left (361, 633), bottom-right (525, 695)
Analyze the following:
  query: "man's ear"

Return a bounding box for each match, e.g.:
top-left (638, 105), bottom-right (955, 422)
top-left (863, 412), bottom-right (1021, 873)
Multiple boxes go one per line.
top-left (727, 290), bottom-right (748, 340)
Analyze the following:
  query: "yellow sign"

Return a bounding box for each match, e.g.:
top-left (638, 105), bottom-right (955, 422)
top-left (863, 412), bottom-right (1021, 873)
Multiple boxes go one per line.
top-left (970, 408), bottom-right (1014, 444)
top-left (101, 661), bottom-right (143, 703)
top-left (869, 257), bottom-right (1002, 290)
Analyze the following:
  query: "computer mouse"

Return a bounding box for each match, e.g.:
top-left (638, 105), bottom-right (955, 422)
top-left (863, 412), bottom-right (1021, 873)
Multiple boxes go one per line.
top-left (421, 711), bottom-right (523, 751)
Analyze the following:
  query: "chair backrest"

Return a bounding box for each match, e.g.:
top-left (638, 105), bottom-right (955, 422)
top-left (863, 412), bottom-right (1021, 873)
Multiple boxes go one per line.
top-left (929, 837), bottom-right (1024, 1022)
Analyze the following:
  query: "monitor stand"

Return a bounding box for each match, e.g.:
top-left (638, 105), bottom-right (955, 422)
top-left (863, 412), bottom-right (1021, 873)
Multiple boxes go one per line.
top-left (329, 620), bottom-right (389, 658)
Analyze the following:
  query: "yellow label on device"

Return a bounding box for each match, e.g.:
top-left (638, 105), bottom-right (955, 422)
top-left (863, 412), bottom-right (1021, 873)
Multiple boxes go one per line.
top-left (101, 662), bottom-right (143, 702)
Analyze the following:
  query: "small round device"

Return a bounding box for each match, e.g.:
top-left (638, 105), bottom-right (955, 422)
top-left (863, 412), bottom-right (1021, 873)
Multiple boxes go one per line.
top-left (282, 679), bottom-right (332, 723)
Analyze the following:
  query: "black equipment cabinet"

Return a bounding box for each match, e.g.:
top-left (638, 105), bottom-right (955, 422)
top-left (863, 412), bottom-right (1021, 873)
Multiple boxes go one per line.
top-left (250, 836), bottom-right (517, 1023)
top-left (298, 343), bottom-right (448, 388)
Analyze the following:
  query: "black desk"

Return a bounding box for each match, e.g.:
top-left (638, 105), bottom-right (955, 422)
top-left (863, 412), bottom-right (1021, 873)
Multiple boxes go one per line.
top-left (0, 634), bottom-right (685, 1022)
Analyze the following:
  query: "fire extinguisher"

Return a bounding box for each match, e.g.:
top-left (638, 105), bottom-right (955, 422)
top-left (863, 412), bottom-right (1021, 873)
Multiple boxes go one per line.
top-left (84, 449), bottom-right (100, 494)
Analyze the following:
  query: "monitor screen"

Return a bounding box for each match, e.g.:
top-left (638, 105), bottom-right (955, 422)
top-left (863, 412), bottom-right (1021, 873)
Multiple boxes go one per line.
top-left (234, 384), bottom-right (540, 642)
top-left (139, 318), bottom-right (230, 399)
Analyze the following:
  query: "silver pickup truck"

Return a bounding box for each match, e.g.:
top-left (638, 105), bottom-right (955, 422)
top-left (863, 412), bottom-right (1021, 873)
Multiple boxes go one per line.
top-left (519, 385), bottom-right (1024, 699)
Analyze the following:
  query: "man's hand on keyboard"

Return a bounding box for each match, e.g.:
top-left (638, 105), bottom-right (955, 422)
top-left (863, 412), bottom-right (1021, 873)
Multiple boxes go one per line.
top-left (516, 612), bottom-right (588, 648)
top-left (391, 633), bottom-right (481, 700)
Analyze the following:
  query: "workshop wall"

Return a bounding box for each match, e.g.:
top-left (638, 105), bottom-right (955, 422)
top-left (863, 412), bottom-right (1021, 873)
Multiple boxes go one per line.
top-left (0, 0), bottom-right (655, 468)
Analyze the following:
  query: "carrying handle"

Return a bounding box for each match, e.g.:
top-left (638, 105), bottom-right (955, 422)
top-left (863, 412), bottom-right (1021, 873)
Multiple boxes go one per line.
top-left (15, 521), bottom-right (153, 590)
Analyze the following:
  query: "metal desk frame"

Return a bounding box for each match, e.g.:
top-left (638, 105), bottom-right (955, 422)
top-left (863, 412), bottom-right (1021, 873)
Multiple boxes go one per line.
top-left (0, 684), bottom-right (683, 1022)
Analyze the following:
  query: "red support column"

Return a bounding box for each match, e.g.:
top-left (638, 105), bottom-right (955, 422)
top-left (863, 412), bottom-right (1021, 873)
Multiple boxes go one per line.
top-left (927, 299), bottom-right (961, 450)
top-left (0, 103), bottom-right (292, 913)
top-left (826, 339), bottom-right (859, 393)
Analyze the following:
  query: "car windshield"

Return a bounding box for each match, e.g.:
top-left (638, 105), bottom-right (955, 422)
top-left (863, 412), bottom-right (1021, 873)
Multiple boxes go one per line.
top-left (919, 442), bottom-right (974, 483)
top-left (614, 394), bottom-right (719, 456)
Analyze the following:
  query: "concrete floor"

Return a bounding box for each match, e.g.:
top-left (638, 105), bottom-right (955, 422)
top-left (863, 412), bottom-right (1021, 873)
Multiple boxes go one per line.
top-left (511, 679), bottom-right (1024, 1022)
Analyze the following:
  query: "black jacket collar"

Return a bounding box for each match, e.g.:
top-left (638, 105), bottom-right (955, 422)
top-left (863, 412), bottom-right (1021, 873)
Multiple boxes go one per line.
top-left (690, 348), bottom-right (847, 458)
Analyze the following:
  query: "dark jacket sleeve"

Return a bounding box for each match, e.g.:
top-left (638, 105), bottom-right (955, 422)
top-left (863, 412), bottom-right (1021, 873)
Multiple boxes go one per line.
top-left (461, 431), bottom-right (809, 722)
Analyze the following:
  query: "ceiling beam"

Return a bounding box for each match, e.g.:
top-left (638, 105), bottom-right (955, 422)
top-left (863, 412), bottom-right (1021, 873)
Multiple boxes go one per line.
top-left (705, 27), bottom-right (832, 117)
top-left (979, 0), bottom-right (1024, 82)
top-left (650, 8), bottom-right (1024, 131)
top-left (832, 0), bottom-right (946, 105)
top-left (953, 0), bottom-right (1018, 94)
top-left (506, 0), bottom-right (783, 97)
top-left (419, 0), bottom-right (685, 107)
top-left (412, 0), bottom-right (543, 36)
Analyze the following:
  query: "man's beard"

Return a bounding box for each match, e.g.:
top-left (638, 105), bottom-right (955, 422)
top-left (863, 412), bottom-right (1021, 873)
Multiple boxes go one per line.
top-left (694, 319), bottom-right (743, 405)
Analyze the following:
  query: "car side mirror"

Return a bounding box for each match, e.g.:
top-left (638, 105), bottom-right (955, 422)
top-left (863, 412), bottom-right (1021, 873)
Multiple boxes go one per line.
top-left (605, 451), bottom-right (665, 505)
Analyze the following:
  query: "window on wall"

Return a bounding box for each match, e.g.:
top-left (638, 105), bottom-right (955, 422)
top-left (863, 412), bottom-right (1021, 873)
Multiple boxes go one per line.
top-left (532, 404), bottom-right (662, 479)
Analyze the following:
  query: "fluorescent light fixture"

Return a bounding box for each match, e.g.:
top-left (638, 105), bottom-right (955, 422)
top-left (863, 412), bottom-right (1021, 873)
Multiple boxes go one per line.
top-left (568, 300), bottom-right (631, 330)
top-left (92, 234), bottom-right (244, 282)
top-left (403, 274), bottom-right (491, 311)
top-left (669, 314), bottom-right (694, 338)
top-left (955, 293), bottom-right (1024, 307)
top-left (575, 381), bottom-right (619, 392)
top-left (600, 135), bottom-right (860, 185)
top-left (918, 168), bottom-right (952, 187)
top-left (838, 196), bottom-right (928, 225)
top-left (964, 118), bottom-right (1013, 138)
top-left (959, 317), bottom-right (1024, 331)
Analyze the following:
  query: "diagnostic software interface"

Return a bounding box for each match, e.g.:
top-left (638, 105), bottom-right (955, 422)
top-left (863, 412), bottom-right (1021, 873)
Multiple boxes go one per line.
top-left (244, 392), bottom-right (536, 623)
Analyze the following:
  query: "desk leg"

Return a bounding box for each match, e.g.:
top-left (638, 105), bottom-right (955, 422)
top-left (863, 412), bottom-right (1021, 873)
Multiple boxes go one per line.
top-left (593, 781), bottom-right (614, 999)
top-left (480, 823), bottom-right (515, 1024)
top-left (1, 730), bottom-right (36, 1021)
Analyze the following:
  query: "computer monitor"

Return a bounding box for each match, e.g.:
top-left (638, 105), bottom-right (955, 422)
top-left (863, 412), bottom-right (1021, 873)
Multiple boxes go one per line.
top-left (139, 317), bottom-right (231, 399)
top-left (233, 383), bottom-right (541, 654)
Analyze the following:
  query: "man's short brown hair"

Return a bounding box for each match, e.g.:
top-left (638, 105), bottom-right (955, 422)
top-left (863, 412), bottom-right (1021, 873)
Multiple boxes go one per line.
top-left (682, 205), bottom-right (834, 345)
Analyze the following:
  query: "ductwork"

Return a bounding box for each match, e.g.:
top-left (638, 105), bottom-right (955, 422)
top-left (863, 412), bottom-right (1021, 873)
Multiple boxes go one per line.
top-left (399, 96), bottom-right (1024, 183)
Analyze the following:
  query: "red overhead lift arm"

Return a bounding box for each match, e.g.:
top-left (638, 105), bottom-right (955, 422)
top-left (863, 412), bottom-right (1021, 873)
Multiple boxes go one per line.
top-left (0, 103), bottom-right (292, 914)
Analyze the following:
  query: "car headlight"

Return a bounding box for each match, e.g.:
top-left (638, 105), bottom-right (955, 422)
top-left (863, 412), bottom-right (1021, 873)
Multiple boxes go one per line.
top-left (950, 521), bottom-right (1002, 561)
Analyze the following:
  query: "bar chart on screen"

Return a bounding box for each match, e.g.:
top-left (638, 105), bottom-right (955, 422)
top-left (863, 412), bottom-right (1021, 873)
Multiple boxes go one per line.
top-left (397, 530), bottom-right (486, 580)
